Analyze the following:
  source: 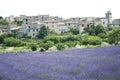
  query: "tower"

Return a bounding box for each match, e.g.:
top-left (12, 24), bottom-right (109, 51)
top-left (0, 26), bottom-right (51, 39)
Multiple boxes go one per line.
top-left (105, 11), bottom-right (112, 26)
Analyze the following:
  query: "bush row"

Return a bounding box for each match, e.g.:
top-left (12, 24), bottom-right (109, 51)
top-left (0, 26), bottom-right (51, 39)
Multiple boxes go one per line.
top-left (1, 35), bottom-right (102, 51)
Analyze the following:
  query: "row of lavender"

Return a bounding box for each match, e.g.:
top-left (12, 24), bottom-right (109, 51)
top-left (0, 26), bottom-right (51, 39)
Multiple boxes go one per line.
top-left (0, 46), bottom-right (120, 80)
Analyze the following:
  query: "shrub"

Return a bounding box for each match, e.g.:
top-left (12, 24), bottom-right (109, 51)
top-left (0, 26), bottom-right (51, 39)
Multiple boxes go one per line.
top-left (0, 20), bottom-right (9, 25)
top-left (27, 42), bottom-right (38, 51)
top-left (94, 24), bottom-right (106, 35)
top-left (4, 37), bottom-right (25, 47)
top-left (46, 41), bottom-right (54, 47)
top-left (0, 34), bottom-right (11, 44)
top-left (65, 42), bottom-right (72, 48)
top-left (97, 33), bottom-right (107, 39)
top-left (44, 35), bottom-right (61, 44)
top-left (31, 44), bottom-right (37, 51)
top-left (39, 41), bottom-right (54, 50)
top-left (56, 43), bottom-right (66, 50)
top-left (44, 34), bottom-right (82, 44)
top-left (65, 41), bottom-right (79, 48)
top-left (108, 27), bottom-right (120, 45)
top-left (36, 25), bottom-right (48, 39)
top-left (82, 36), bottom-right (102, 45)
top-left (66, 35), bottom-right (78, 42)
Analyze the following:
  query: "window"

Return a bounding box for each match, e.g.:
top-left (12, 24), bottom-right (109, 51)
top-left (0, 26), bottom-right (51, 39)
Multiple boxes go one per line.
top-left (28, 26), bottom-right (30, 28)
top-left (36, 29), bottom-right (38, 32)
top-left (68, 23), bottom-right (70, 26)
top-left (73, 18), bottom-right (75, 21)
top-left (87, 25), bottom-right (89, 27)
top-left (26, 19), bottom-right (28, 24)
top-left (103, 22), bottom-right (105, 24)
top-left (29, 30), bottom-right (30, 32)
top-left (33, 29), bottom-right (35, 32)
top-left (82, 24), bottom-right (84, 27)
top-left (33, 33), bottom-right (35, 36)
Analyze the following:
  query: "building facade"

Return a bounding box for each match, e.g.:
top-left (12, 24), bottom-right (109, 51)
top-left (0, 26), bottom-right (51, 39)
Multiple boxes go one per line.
top-left (3, 11), bottom-right (116, 38)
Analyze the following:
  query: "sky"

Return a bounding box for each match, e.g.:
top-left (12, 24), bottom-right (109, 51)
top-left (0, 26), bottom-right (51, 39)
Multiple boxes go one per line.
top-left (0, 0), bottom-right (120, 19)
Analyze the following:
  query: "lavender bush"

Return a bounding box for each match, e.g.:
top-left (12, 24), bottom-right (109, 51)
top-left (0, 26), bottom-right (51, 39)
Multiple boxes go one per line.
top-left (0, 46), bottom-right (120, 80)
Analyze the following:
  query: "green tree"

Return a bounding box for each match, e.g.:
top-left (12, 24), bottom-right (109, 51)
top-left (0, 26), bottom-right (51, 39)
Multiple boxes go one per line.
top-left (82, 36), bottom-right (102, 45)
top-left (0, 20), bottom-right (9, 25)
top-left (84, 24), bottom-right (106, 36)
top-left (17, 21), bottom-right (23, 26)
top-left (44, 35), bottom-right (61, 44)
top-left (84, 24), bottom-right (96, 35)
top-left (94, 24), bottom-right (106, 35)
top-left (0, 34), bottom-right (7, 44)
top-left (39, 41), bottom-right (54, 50)
top-left (36, 25), bottom-right (48, 39)
top-left (0, 34), bottom-right (12, 44)
top-left (69, 28), bottom-right (79, 35)
top-left (108, 27), bottom-right (120, 45)
top-left (11, 29), bottom-right (19, 38)
top-left (30, 43), bottom-right (38, 51)
top-left (0, 16), bottom-right (3, 20)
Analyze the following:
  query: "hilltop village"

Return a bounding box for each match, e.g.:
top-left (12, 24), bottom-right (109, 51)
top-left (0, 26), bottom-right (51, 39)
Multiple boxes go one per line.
top-left (0, 11), bottom-right (119, 38)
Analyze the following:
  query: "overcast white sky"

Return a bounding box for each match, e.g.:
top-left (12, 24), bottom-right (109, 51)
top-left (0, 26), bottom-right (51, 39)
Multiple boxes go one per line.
top-left (0, 0), bottom-right (120, 19)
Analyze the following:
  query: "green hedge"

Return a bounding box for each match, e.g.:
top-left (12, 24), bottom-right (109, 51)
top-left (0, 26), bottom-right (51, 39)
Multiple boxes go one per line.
top-left (39, 41), bottom-right (54, 50)
top-left (4, 37), bottom-right (26, 47)
top-left (56, 43), bottom-right (66, 50)
top-left (82, 36), bottom-right (102, 45)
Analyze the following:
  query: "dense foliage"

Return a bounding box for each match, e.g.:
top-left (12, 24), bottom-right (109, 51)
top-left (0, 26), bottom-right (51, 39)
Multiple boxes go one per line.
top-left (0, 20), bottom-right (9, 25)
top-left (56, 43), bottom-right (66, 50)
top-left (0, 23), bottom-right (120, 52)
top-left (84, 24), bottom-right (106, 36)
top-left (94, 24), bottom-right (106, 35)
top-left (69, 28), bottom-right (79, 35)
top-left (31, 45), bottom-right (37, 51)
top-left (82, 36), bottom-right (102, 45)
top-left (0, 16), bottom-right (3, 20)
top-left (4, 37), bottom-right (25, 47)
top-left (36, 25), bottom-right (48, 39)
top-left (39, 41), bottom-right (54, 50)
top-left (0, 34), bottom-right (9, 44)
top-left (15, 20), bottom-right (23, 26)
top-left (108, 27), bottom-right (120, 45)
top-left (0, 46), bottom-right (120, 80)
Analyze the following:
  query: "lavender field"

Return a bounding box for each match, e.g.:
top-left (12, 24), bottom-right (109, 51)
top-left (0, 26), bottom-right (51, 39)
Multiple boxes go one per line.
top-left (0, 46), bottom-right (120, 80)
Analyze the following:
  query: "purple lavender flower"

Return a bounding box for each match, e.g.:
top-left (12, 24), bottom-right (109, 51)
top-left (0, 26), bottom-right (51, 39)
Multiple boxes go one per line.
top-left (0, 46), bottom-right (120, 80)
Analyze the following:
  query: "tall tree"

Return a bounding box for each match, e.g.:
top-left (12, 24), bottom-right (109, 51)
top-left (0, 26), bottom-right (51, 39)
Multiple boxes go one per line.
top-left (0, 20), bottom-right (9, 25)
top-left (0, 34), bottom-right (7, 44)
top-left (69, 28), bottom-right (79, 35)
top-left (108, 27), bottom-right (120, 45)
top-left (84, 24), bottom-right (106, 36)
top-left (36, 25), bottom-right (48, 39)
top-left (84, 24), bottom-right (95, 35)
top-left (0, 16), bottom-right (3, 20)
top-left (94, 24), bottom-right (106, 35)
